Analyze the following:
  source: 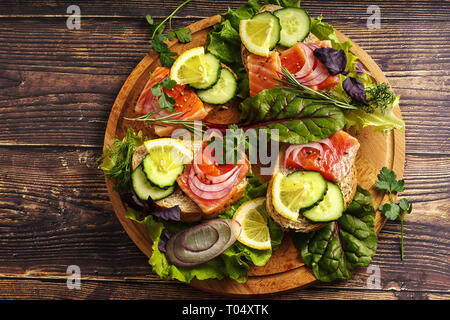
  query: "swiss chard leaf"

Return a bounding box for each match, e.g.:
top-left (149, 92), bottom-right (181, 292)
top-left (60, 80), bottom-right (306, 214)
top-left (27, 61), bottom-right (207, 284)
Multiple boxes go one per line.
top-left (239, 88), bottom-right (345, 144)
top-left (292, 186), bottom-right (378, 282)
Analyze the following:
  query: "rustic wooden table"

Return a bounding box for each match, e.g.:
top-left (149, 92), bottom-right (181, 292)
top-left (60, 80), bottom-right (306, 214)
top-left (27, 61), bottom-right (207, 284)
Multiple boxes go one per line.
top-left (0, 0), bottom-right (448, 300)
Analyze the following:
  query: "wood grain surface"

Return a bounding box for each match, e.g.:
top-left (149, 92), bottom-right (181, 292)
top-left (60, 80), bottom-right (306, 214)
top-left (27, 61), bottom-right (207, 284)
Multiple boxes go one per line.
top-left (0, 0), bottom-right (448, 300)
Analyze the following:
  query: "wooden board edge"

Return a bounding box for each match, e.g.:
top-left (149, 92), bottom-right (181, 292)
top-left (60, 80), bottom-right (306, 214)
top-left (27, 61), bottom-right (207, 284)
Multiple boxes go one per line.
top-left (101, 17), bottom-right (407, 296)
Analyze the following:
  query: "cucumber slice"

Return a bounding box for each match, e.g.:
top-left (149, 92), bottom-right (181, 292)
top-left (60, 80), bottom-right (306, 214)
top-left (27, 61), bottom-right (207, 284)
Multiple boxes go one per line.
top-left (302, 182), bottom-right (344, 223)
top-left (142, 152), bottom-right (184, 189)
top-left (252, 11), bottom-right (281, 50)
top-left (274, 8), bottom-right (311, 47)
top-left (196, 68), bottom-right (237, 105)
top-left (189, 53), bottom-right (221, 90)
top-left (272, 170), bottom-right (328, 221)
top-left (132, 165), bottom-right (175, 201)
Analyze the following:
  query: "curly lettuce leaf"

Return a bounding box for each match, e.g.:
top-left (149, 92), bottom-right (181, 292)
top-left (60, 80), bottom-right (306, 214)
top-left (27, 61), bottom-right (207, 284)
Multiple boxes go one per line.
top-left (239, 88), bottom-right (345, 144)
top-left (291, 186), bottom-right (378, 282)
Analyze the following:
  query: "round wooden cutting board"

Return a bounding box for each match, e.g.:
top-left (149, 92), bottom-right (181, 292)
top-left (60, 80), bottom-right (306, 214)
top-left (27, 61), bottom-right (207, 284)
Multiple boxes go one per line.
top-left (103, 15), bottom-right (405, 296)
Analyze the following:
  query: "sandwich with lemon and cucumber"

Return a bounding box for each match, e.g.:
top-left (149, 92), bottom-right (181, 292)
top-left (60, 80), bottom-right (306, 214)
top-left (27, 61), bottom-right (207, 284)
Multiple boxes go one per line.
top-left (266, 130), bottom-right (360, 233)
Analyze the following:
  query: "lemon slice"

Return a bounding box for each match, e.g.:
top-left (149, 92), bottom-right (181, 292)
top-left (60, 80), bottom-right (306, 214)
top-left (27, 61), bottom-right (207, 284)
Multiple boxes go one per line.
top-left (170, 46), bottom-right (208, 85)
top-left (239, 12), bottom-right (281, 57)
top-left (142, 138), bottom-right (194, 188)
top-left (233, 197), bottom-right (271, 250)
top-left (271, 171), bottom-right (327, 221)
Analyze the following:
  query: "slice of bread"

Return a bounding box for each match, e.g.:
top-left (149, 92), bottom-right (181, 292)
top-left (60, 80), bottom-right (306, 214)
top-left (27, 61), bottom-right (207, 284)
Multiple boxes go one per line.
top-left (131, 144), bottom-right (248, 222)
top-left (265, 143), bottom-right (358, 233)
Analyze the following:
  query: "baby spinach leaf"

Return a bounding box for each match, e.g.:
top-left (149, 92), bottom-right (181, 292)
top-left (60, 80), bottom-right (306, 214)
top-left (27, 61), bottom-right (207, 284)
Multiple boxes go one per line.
top-left (239, 88), bottom-right (345, 144)
top-left (292, 186), bottom-right (378, 282)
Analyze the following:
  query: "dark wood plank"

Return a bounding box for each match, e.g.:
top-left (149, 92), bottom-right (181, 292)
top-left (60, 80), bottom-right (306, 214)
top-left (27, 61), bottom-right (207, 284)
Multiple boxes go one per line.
top-left (0, 18), bottom-right (448, 153)
top-left (0, 0), bottom-right (448, 21)
top-left (1, 277), bottom-right (449, 300)
top-left (0, 146), bottom-right (448, 294)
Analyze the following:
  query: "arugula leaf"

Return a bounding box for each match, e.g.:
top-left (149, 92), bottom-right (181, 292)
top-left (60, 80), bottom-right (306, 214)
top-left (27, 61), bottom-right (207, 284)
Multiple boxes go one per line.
top-left (292, 186), bottom-right (378, 282)
top-left (239, 88), bottom-right (345, 144)
top-left (97, 128), bottom-right (143, 192)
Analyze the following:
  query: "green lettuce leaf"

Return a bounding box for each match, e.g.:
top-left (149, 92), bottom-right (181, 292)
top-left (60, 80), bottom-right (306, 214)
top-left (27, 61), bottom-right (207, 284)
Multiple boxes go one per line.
top-left (291, 186), bottom-right (378, 282)
top-left (239, 87), bottom-right (345, 144)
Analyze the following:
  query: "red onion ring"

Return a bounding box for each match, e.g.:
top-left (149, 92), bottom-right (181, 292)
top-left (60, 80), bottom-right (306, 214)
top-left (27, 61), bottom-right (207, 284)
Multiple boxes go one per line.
top-left (294, 43), bottom-right (314, 79)
top-left (284, 142), bottom-right (324, 167)
top-left (188, 166), bottom-right (242, 200)
top-left (297, 60), bottom-right (329, 85)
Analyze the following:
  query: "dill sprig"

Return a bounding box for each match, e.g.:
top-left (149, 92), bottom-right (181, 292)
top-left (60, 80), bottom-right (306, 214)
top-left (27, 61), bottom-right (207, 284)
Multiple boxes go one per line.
top-left (365, 82), bottom-right (397, 114)
top-left (97, 128), bottom-right (143, 192)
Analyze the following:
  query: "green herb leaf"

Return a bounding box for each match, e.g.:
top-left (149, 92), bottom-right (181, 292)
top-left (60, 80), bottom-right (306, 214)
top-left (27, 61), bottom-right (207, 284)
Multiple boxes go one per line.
top-left (375, 167), bottom-right (405, 194)
top-left (379, 202), bottom-right (401, 220)
top-left (399, 198), bottom-right (413, 214)
top-left (97, 128), bottom-right (143, 192)
top-left (292, 186), bottom-right (378, 282)
top-left (173, 28), bottom-right (192, 43)
top-left (145, 14), bottom-right (154, 25)
top-left (160, 77), bottom-right (177, 90)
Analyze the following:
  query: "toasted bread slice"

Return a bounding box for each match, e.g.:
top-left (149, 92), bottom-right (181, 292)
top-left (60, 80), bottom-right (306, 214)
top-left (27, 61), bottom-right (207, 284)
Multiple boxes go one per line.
top-left (131, 144), bottom-right (248, 222)
top-left (265, 143), bottom-right (358, 233)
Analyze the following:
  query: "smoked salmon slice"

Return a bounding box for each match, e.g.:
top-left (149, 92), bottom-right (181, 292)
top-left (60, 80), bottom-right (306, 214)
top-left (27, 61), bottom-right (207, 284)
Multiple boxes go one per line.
top-left (247, 51), bottom-right (282, 97)
top-left (280, 41), bottom-right (340, 91)
top-left (134, 66), bottom-right (209, 137)
top-left (283, 130), bottom-right (360, 183)
top-left (177, 142), bottom-right (251, 216)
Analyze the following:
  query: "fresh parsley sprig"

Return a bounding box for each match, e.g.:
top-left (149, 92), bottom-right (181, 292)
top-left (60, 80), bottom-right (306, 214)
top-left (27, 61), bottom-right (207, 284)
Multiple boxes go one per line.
top-left (149, 74), bottom-right (177, 112)
top-left (375, 167), bottom-right (413, 260)
top-left (146, 0), bottom-right (193, 67)
top-left (207, 124), bottom-right (250, 165)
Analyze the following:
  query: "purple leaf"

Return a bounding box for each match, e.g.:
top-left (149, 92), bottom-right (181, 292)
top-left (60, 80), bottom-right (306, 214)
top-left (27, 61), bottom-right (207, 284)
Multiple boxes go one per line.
top-left (343, 77), bottom-right (368, 105)
top-left (313, 47), bottom-right (347, 76)
top-left (150, 205), bottom-right (181, 221)
top-left (121, 191), bottom-right (181, 222)
top-left (158, 240), bottom-right (167, 252)
top-left (120, 192), bottom-right (145, 211)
